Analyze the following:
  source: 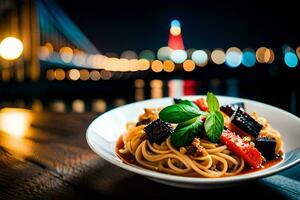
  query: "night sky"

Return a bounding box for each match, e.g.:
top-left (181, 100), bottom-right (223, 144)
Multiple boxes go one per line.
top-left (57, 0), bottom-right (299, 53)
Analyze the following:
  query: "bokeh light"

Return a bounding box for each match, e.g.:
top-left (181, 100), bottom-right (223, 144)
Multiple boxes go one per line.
top-left (54, 69), bottom-right (65, 80)
top-left (264, 48), bottom-right (275, 64)
top-left (170, 49), bottom-right (187, 64)
top-left (59, 47), bottom-right (73, 63)
top-left (225, 47), bottom-right (242, 67)
top-left (151, 60), bottom-right (163, 72)
top-left (0, 109), bottom-right (31, 138)
top-left (114, 98), bottom-right (126, 107)
top-left (121, 50), bottom-right (138, 59)
top-left (242, 49), bottom-right (256, 67)
top-left (46, 69), bottom-right (55, 80)
top-left (191, 50), bottom-right (208, 66)
top-left (171, 19), bottom-right (181, 27)
top-left (134, 79), bottom-right (145, 88)
top-left (129, 59), bottom-right (139, 72)
top-left (163, 60), bottom-right (175, 72)
top-left (139, 49), bottom-right (155, 60)
top-left (211, 49), bottom-right (225, 64)
top-left (68, 69), bottom-right (80, 81)
top-left (284, 52), bottom-right (298, 68)
top-left (45, 42), bottom-right (54, 53)
top-left (105, 57), bottom-right (120, 71)
top-left (157, 46), bottom-right (172, 61)
top-left (92, 54), bottom-right (106, 68)
top-left (296, 47), bottom-right (300, 59)
top-left (92, 99), bottom-right (107, 112)
top-left (0, 37), bottom-right (23, 60)
top-left (72, 50), bottom-right (87, 66)
top-left (138, 59), bottom-right (150, 71)
top-left (119, 58), bottom-right (130, 72)
top-left (50, 100), bottom-right (66, 112)
top-left (256, 47), bottom-right (268, 63)
top-left (150, 79), bottom-right (162, 89)
top-left (89, 70), bottom-right (101, 81)
top-left (32, 99), bottom-right (43, 112)
top-left (150, 79), bottom-right (163, 98)
top-left (100, 70), bottom-right (112, 80)
top-left (86, 54), bottom-right (95, 67)
top-left (72, 99), bottom-right (85, 113)
top-left (79, 69), bottom-right (89, 80)
top-left (170, 26), bottom-right (181, 36)
top-left (183, 60), bottom-right (196, 72)
top-left (38, 46), bottom-right (50, 60)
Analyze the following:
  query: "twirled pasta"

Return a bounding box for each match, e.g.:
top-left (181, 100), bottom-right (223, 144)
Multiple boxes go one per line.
top-left (117, 110), bottom-right (282, 178)
top-left (119, 124), bottom-right (244, 178)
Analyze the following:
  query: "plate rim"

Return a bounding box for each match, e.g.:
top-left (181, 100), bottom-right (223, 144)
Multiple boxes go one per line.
top-left (86, 95), bottom-right (300, 184)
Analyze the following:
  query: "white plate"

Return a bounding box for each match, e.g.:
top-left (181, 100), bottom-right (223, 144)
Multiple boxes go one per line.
top-left (86, 96), bottom-right (300, 189)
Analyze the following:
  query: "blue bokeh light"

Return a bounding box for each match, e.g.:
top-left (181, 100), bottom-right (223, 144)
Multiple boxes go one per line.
top-left (170, 50), bottom-right (187, 64)
top-left (225, 51), bottom-right (242, 68)
top-left (171, 19), bottom-right (181, 28)
top-left (284, 52), bottom-right (298, 68)
top-left (242, 50), bottom-right (256, 67)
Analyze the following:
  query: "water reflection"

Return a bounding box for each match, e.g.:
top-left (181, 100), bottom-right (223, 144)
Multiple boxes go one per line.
top-left (168, 79), bottom-right (183, 97)
top-left (226, 79), bottom-right (239, 97)
top-left (0, 108), bottom-right (32, 138)
top-left (72, 99), bottom-right (85, 113)
top-left (92, 99), bottom-right (107, 112)
top-left (150, 79), bottom-right (163, 98)
top-left (1, 78), bottom-right (299, 117)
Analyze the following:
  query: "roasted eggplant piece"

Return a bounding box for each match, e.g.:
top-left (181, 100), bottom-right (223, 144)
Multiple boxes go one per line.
top-left (230, 107), bottom-right (263, 138)
top-left (255, 137), bottom-right (276, 160)
top-left (144, 119), bottom-right (174, 144)
top-left (220, 102), bottom-right (245, 117)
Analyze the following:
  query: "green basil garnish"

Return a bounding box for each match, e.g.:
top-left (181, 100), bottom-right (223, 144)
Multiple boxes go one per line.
top-left (171, 118), bottom-right (203, 148)
top-left (204, 110), bottom-right (224, 143)
top-left (207, 92), bottom-right (220, 112)
top-left (159, 92), bottom-right (224, 147)
top-left (159, 102), bottom-right (204, 123)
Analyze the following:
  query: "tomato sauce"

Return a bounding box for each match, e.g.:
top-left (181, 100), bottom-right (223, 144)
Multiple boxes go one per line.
top-left (116, 136), bottom-right (283, 177)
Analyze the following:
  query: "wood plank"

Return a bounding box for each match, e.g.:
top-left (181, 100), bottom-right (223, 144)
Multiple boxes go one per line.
top-left (0, 149), bottom-right (92, 199)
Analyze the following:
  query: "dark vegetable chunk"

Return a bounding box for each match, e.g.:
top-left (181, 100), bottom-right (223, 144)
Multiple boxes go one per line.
top-left (144, 119), bottom-right (174, 144)
top-left (220, 102), bottom-right (245, 117)
top-left (231, 107), bottom-right (263, 138)
top-left (255, 137), bottom-right (276, 160)
top-left (136, 119), bottom-right (151, 126)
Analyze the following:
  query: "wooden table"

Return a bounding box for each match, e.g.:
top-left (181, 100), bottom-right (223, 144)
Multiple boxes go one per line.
top-left (0, 108), bottom-right (299, 199)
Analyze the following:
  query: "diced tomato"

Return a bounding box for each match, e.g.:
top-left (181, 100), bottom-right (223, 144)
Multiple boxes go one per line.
top-left (220, 129), bottom-right (263, 168)
top-left (194, 98), bottom-right (209, 112)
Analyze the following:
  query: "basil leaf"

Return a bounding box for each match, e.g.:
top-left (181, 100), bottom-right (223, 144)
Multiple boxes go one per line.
top-left (204, 110), bottom-right (224, 143)
top-left (207, 92), bottom-right (220, 112)
top-left (159, 103), bottom-right (203, 123)
top-left (178, 100), bottom-right (201, 111)
top-left (171, 118), bottom-right (203, 147)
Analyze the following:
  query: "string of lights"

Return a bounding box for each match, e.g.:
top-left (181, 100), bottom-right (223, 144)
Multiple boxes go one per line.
top-left (36, 18), bottom-right (300, 81)
top-left (40, 44), bottom-right (300, 75)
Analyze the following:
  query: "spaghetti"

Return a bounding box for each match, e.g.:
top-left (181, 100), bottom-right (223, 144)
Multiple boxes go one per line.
top-left (117, 99), bottom-right (283, 178)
